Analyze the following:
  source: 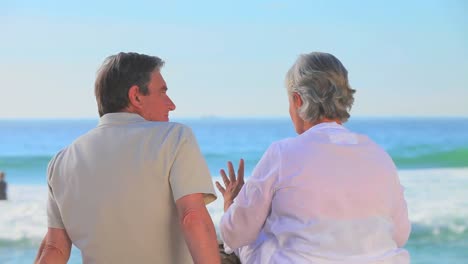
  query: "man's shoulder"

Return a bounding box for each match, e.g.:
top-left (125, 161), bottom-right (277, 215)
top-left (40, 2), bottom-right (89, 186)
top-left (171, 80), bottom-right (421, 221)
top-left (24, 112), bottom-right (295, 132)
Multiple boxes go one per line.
top-left (55, 121), bottom-right (195, 157)
top-left (81, 120), bottom-right (193, 139)
top-left (117, 121), bottom-right (198, 151)
top-left (139, 121), bottom-right (194, 139)
top-left (46, 147), bottom-right (68, 182)
top-left (143, 121), bottom-right (190, 131)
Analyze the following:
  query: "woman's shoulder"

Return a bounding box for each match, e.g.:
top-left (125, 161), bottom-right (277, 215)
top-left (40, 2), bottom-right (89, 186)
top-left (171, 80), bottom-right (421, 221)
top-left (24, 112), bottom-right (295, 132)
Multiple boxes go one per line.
top-left (267, 136), bottom-right (303, 156)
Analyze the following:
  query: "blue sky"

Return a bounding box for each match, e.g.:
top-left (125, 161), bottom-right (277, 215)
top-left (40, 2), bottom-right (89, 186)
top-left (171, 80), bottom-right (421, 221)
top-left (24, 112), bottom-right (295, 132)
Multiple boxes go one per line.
top-left (1, 0), bottom-right (467, 118)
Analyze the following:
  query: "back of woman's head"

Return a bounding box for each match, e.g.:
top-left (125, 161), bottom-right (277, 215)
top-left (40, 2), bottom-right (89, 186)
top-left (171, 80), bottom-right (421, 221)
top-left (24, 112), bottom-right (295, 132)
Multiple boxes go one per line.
top-left (285, 52), bottom-right (356, 123)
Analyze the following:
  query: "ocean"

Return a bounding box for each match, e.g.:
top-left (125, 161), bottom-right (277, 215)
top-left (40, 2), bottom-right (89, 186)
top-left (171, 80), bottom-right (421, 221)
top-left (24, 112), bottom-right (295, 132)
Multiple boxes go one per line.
top-left (1, 117), bottom-right (467, 263)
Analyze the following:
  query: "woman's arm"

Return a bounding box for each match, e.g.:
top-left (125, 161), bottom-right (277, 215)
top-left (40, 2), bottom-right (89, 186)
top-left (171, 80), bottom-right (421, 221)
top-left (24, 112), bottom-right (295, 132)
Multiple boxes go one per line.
top-left (392, 184), bottom-right (411, 247)
top-left (217, 144), bottom-right (280, 249)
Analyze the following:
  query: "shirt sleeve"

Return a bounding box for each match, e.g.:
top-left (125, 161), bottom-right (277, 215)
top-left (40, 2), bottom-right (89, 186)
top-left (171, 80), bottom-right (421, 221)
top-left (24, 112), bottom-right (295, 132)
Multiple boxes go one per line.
top-left (220, 142), bottom-right (280, 250)
top-left (47, 153), bottom-right (65, 229)
top-left (392, 183), bottom-right (411, 247)
top-left (169, 127), bottom-right (217, 205)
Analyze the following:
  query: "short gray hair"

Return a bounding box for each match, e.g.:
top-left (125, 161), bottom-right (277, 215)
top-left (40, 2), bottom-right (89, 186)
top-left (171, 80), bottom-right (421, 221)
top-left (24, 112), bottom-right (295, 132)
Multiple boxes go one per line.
top-left (95, 52), bottom-right (165, 117)
top-left (285, 52), bottom-right (356, 123)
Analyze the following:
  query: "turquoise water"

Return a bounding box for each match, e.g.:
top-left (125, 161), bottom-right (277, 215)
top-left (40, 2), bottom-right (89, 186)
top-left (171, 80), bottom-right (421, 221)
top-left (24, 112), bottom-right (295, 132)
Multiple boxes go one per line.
top-left (1, 117), bottom-right (468, 263)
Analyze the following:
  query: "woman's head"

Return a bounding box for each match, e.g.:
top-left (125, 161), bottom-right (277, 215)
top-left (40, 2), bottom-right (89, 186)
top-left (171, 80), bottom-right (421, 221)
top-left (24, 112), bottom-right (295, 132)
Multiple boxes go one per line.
top-left (285, 52), bottom-right (356, 133)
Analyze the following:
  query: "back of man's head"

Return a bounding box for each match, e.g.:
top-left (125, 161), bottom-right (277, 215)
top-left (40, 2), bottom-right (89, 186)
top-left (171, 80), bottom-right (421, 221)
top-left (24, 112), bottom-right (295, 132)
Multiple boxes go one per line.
top-left (94, 52), bottom-right (165, 117)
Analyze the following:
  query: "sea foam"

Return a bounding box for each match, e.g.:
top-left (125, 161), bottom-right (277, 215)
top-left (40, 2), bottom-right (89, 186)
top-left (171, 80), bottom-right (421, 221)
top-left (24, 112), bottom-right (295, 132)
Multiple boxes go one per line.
top-left (1, 168), bottom-right (467, 247)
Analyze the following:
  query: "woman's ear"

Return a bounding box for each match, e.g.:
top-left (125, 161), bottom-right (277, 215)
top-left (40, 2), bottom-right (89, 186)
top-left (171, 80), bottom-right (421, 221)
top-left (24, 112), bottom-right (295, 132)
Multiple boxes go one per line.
top-left (293, 92), bottom-right (303, 108)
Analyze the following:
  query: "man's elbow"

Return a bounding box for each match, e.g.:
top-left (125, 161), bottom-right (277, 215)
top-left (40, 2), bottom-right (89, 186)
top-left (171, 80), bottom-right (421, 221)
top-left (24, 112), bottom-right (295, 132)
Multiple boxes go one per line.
top-left (180, 208), bottom-right (206, 229)
top-left (37, 243), bottom-right (70, 264)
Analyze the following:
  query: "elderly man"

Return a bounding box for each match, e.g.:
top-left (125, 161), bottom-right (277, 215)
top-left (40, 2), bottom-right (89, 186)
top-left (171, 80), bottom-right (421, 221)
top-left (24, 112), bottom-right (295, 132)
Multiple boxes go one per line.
top-left (35, 52), bottom-right (220, 264)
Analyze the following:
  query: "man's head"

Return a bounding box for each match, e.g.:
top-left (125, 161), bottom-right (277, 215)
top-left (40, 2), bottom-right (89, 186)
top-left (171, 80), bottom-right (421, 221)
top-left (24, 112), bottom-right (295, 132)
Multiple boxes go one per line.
top-left (95, 52), bottom-right (176, 121)
top-left (0, 171), bottom-right (4, 181)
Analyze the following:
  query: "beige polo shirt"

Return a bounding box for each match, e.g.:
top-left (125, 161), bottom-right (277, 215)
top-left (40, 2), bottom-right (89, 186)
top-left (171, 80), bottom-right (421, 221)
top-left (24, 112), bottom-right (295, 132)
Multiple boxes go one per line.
top-left (47, 113), bottom-right (216, 264)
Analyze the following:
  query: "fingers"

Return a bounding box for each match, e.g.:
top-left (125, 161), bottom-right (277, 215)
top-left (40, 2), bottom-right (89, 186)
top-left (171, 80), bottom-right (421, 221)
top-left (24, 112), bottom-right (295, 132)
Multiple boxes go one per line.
top-left (228, 161), bottom-right (236, 183)
top-left (215, 181), bottom-right (225, 194)
top-left (220, 169), bottom-right (229, 187)
top-left (221, 159), bottom-right (245, 190)
top-left (238, 158), bottom-right (245, 184)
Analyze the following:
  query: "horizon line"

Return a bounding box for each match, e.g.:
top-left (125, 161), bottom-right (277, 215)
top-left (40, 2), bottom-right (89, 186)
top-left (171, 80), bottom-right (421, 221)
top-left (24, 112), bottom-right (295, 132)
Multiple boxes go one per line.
top-left (1, 114), bottom-right (468, 121)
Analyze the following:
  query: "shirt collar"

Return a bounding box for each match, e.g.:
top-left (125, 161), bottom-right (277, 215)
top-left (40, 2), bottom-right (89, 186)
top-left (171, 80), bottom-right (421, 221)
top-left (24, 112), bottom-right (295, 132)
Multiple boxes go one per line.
top-left (98, 112), bottom-right (146, 126)
top-left (306, 121), bottom-right (348, 133)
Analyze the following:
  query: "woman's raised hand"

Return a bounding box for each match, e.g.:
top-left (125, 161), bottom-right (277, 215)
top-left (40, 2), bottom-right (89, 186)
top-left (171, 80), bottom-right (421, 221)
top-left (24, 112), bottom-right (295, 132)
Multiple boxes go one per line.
top-left (215, 159), bottom-right (244, 212)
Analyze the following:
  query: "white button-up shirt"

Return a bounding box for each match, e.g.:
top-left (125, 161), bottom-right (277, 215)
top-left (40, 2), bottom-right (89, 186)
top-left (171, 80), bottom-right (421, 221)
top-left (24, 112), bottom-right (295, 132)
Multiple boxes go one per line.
top-left (220, 122), bottom-right (411, 263)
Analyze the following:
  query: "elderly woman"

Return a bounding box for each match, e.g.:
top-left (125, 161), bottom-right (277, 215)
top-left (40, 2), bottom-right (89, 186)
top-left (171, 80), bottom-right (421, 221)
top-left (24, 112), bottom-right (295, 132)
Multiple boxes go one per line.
top-left (216, 52), bottom-right (411, 263)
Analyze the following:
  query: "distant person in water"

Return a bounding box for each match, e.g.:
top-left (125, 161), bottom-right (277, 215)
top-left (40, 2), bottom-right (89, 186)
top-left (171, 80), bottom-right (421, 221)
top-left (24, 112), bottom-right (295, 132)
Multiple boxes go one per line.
top-left (216, 52), bottom-right (411, 263)
top-left (0, 171), bottom-right (7, 200)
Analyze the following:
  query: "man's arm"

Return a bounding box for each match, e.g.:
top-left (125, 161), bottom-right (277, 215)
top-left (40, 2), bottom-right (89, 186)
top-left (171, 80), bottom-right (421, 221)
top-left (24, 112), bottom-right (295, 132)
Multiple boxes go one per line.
top-left (176, 193), bottom-right (220, 264)
top-left (34, 228), bottom-right (72, 264)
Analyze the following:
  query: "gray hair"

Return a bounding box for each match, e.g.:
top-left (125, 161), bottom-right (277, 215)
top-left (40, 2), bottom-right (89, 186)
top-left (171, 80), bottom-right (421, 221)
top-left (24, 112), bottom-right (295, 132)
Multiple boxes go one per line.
top-left (95, 52), bottom-right (165, 117)
top-left (285, 52), bottom-right (356, 123)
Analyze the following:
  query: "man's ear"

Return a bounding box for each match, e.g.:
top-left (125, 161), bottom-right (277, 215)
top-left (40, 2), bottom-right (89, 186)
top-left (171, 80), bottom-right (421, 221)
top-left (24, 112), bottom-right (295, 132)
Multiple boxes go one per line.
top-left (128, 85), bottom-right (142, 109)
top-left (292, 92), bottom-right (303, 108)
